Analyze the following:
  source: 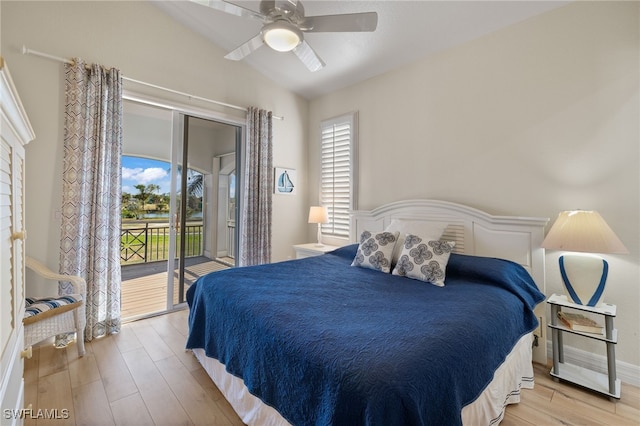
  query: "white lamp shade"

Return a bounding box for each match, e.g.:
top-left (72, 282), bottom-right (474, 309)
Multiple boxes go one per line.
top-left (308, 206), bottom-right (329, 224)
top-left (541, 210), bottom-right (628, 254)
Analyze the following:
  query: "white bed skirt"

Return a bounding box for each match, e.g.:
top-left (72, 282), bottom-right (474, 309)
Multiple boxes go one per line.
top-left (192, 333), bottom-right (535, 426)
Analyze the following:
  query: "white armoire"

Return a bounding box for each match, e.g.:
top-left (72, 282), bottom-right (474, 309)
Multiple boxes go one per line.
top-left (1, 57), bottom-right (35, 424)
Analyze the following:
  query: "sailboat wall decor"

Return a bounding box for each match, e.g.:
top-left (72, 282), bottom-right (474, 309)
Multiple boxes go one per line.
top-left (274, 167), bottom-right (297, 195)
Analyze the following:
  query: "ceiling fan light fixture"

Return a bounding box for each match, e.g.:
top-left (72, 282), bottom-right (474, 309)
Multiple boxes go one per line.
top-left (263, 21), bottom-right (302, 52)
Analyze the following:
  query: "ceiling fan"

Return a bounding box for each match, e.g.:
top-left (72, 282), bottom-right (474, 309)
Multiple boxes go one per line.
top-left (196, 0), bottom-right (378, 72)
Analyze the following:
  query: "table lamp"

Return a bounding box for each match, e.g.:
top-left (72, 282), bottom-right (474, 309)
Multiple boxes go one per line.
top-left (541, 210), bottom-right (628, 307)
top-left (308, 206), bottom-right (329, 247)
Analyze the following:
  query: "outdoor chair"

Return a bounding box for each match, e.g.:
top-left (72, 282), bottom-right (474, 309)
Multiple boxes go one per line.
top-left (23, 256), bottom-right (86, 357)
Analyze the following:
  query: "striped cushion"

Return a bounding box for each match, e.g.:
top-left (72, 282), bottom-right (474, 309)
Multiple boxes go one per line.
top-left (23, 295), bottom-right (83, 325)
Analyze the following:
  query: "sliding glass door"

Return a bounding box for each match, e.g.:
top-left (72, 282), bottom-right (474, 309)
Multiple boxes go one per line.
top-left (169, 112), bottom-right (242, 307)
top-left (121, 100), bottom-right (242, 320)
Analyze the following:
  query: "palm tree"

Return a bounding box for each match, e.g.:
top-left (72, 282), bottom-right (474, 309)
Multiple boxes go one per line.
top-left (167, 165), bottom-right (203, 197)
top-left (133, 184), bottom-right (160, 218)
top-left (187, 173), bottom-right (203, 197)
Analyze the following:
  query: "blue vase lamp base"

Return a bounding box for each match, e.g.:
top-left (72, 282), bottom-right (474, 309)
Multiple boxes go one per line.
top-left (559, 254), bottom-right (608, 307)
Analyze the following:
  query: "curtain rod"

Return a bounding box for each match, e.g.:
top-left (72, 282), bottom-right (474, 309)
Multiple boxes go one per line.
top-left (21, 45), bottom-right (284, 120)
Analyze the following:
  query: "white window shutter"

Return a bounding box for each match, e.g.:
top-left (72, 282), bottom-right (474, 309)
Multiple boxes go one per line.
top-left (320, 113), bottom-right (357, 239)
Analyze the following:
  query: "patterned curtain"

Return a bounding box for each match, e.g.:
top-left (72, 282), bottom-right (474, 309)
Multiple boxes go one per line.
top-left (59, 59), bottom-right (122, 342)
top-left (239, 107), bottom-right (273, 266)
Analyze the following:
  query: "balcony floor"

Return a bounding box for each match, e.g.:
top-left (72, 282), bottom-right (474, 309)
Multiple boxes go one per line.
top-left (121, 256), bottom-right (231, 321)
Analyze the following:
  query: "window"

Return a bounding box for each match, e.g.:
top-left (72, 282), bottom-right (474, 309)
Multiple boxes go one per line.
top-left (320, 112), bottom-right (358, 240)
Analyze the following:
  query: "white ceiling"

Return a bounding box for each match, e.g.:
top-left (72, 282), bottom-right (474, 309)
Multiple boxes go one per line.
top-left (153, 1), bottom-right (568, 100)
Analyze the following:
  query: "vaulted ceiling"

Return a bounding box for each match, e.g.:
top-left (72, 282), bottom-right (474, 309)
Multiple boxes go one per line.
top-left (153, 1), bottom-right (568, 99)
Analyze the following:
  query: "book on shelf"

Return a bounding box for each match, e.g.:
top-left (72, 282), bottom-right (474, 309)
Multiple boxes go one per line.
top-left (557, 311), bottom-right (604, 335)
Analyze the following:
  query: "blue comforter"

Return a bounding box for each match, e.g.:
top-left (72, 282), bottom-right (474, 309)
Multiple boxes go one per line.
top-left (186, 245), bottom-right (544, 425)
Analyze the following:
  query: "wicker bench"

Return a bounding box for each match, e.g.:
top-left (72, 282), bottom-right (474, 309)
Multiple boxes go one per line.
top-left (24, 257), bottom-right (86, 357)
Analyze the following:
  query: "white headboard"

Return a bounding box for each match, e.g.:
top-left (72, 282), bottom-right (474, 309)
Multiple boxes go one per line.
top-left (351, 199), bottom-right (550, 362)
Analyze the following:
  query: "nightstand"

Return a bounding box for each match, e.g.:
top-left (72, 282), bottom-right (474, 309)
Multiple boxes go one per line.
top-left (293, 243), bottom-right (339, 259)
top-left (547, 293), bottom-right (620, 400)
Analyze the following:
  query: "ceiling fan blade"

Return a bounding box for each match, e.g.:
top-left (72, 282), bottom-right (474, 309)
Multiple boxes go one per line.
top-left (194, 0), bottom-right (265, 21)
top-left (302, 12), bottom-right (378, 32)
top-left (224, 33), bottom-right (265, 61)
top-left (293, 40), bottom-right (325, 72)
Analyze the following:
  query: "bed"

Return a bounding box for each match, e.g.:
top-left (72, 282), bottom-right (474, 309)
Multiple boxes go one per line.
top-left (186, 200), bottom-right (549, 425)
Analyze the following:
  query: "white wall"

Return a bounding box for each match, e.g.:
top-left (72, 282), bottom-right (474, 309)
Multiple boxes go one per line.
top-left (309, 2), bottom-right (639, 373)
top-left (1, 0), bottom-right (309, 290)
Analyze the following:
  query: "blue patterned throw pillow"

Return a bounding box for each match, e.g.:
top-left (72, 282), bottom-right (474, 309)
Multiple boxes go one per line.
top-left (392, 234), bottom-right (455, 286)
top-left (351, 230), bottom-right (399, 273)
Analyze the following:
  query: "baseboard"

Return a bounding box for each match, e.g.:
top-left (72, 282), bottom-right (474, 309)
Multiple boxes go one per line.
top-left (546, 340), bottom-right (640, 388)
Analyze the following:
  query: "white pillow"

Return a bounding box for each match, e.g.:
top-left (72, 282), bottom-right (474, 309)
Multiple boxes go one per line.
top-left (351, 230), bottom-right (399, 274)
top-left (384, 219), bottom-right (448, 265)
top-left (392, 234), bottom-right (455, 286)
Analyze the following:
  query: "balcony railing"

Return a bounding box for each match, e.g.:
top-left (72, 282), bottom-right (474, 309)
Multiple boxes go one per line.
top-left (120, 222), bottom-right (203, 265)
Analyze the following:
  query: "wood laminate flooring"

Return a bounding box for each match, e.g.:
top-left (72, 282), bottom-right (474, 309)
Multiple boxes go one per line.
top-left (23, 309), bottom-right (640, 425)
top-left (120, 259), bottom-right (229, 321)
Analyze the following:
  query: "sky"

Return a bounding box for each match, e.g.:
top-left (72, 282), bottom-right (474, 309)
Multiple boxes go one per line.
top-left (122, 156), bottom-right (171, 195)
